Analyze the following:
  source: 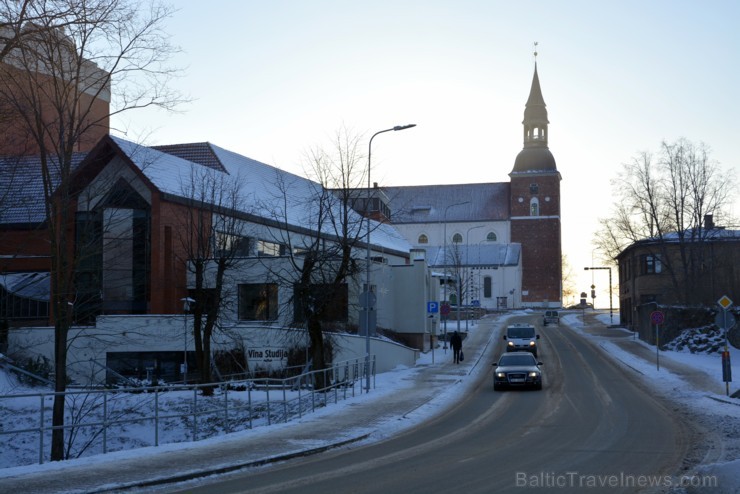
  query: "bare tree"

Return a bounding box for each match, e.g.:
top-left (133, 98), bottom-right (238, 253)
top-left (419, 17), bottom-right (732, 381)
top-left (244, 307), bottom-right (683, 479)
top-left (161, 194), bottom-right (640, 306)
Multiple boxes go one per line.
top-left (175, 163), bottom-right (251, 394)
top-left (261, 127), bottom-right (368, 388)
top-left (0, 0), bottom-right (181, 461)
top-left (594, 138), bottom-right (736, 304)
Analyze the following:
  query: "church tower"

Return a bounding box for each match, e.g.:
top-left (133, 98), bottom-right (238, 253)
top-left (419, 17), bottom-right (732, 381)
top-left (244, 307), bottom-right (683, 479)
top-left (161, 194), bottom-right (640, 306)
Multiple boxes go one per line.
top-left (509, 58), bottom-right (562, 307)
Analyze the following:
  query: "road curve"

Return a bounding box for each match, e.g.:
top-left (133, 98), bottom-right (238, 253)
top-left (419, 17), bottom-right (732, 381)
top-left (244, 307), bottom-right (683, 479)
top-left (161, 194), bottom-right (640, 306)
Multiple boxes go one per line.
top-left (170, 315), bottom-right (690, 494)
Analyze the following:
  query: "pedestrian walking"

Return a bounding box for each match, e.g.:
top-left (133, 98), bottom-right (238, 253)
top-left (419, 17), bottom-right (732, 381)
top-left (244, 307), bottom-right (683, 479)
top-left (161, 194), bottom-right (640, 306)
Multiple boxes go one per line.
top-left (450, 331), bottom-right (463, 364)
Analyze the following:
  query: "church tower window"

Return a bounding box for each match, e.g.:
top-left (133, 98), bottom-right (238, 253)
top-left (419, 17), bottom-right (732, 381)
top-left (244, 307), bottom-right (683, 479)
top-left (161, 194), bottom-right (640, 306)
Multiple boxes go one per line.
top-left (417, 234), bottom-right (428, 244)
top-left (452, 233), bottom-right (463, 243)
top-left (486, 231), bottom-right (497, 242)
top-left (530, 198), bottom-right (540, 216)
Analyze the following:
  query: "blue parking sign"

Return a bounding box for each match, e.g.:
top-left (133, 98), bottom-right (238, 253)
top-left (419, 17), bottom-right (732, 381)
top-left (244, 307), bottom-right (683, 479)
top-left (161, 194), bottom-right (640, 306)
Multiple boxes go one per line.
top-left (427, 301), bottom-right (439, 313)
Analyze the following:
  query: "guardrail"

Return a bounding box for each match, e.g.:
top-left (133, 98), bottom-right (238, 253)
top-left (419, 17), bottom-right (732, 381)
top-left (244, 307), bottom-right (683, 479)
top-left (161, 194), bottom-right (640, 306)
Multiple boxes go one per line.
top-left (0, 356), bottom-right (376, 467)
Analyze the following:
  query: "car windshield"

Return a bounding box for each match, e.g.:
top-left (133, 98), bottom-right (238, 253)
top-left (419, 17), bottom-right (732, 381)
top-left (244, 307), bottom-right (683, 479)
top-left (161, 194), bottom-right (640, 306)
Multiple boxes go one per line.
top-left (507, 327), bottom-right (535, 338)
top-left (499, 354), bottom-right (536, 366)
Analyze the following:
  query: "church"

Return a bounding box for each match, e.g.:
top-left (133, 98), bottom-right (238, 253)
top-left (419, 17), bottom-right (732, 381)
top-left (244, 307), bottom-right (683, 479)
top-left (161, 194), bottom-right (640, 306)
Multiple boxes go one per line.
top-left (381, 63), bottom-right (562, 311)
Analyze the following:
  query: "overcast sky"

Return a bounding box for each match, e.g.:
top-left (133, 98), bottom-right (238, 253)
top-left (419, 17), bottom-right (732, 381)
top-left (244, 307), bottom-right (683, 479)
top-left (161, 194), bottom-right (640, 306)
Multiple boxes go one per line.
top-left (112, 0), bottom-right (740, 304)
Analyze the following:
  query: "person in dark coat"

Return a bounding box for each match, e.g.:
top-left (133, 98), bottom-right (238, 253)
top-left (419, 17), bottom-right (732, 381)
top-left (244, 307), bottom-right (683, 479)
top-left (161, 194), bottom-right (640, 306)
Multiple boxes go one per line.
top-left (450, 331), bottom-right (463, 364)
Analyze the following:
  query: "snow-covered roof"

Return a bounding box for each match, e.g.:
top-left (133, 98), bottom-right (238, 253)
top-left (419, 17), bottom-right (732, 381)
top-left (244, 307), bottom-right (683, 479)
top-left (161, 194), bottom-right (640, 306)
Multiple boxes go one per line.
top-left (0, 153), bottom-right (87, 224)
top-left (112, 137), bottom-right (411, 255)
top-left (422, 243), bottom-right (521, 268)
top-left (383, 183), bottom-right (511, 224)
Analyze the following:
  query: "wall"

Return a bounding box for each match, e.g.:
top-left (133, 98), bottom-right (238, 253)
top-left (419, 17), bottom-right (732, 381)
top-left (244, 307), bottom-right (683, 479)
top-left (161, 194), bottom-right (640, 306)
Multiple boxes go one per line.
top-left (7, 315), bottom-right (420, 385)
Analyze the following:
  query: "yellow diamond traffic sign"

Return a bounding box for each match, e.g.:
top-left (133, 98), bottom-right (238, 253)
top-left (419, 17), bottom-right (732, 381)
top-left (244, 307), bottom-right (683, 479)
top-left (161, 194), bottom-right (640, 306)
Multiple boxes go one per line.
top-left (718, 295), bottom-right (733, 309)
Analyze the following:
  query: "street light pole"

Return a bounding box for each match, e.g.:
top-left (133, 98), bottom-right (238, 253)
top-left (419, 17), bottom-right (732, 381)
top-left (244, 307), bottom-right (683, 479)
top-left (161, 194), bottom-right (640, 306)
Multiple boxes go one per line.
top-left (365, 124), bottom-right (415, 392)
top-left (441, 201), bottom-right (469, 349)
top-left (465, 225), bottom-right (484, 331)
top-left (180, 297), bottom-right (195, 384)
top-left (584, 267), bottom-right (613, 324)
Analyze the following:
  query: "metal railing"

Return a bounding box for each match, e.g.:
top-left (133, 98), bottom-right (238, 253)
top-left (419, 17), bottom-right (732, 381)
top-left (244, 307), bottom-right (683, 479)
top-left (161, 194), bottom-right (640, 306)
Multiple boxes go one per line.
top-left (0, 356), bottom-right (376, 467)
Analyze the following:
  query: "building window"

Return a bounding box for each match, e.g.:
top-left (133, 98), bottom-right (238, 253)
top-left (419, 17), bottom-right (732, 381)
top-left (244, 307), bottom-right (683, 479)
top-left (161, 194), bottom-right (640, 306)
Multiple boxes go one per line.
top-left (294, 283), bottom-right (348, 323)
top-left (257, 240), bottom-right (285, 257)
top-left (486, 232), bottom-right (497, 242)
top-left (418, 234), bottom-right (428, 244)
top-left (215, 233), bottom-right (250, 257)
top-left (640, 254), bottom-right (662, 275)
top-left (0, 272), bottom-right (50, 320)
top-left (529, 183), bottom-right (539, 194)
top-left (238, 283), bottom-right (279, 321)
top-left (483, 276), bottom-right (492, 298)
top-left (530, 198), bottom-right (539, 216)
top-left (452, 233), bottom-right (463, 243)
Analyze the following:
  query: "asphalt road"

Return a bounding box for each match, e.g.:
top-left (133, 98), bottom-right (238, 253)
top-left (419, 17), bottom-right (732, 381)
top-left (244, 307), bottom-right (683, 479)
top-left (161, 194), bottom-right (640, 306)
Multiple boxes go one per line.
top-left (170, 315), bottom-right (690, 494)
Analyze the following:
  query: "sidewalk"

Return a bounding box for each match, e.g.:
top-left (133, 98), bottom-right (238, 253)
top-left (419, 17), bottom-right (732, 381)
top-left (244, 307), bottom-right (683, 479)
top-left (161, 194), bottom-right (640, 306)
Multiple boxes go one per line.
top-left (0, 316), bottom-right (500, 494)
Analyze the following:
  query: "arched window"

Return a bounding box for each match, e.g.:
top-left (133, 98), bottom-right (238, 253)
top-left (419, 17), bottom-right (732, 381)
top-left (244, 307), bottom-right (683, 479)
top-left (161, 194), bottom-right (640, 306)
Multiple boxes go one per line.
top-left (417, 234), bottom-right (428, 244)
top-left (483, 276), bottom-right (492, 298)
top-left (530, 198), bottom-right (539, 216)
top-left (452, 233), bottom-right (463, 243)
top-left (486, 231), bottom-right (497, 242)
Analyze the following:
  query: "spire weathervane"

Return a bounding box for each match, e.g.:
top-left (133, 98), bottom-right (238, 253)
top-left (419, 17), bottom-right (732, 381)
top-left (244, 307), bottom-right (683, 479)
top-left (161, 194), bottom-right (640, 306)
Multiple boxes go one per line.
top-left (533, 41), bottom-right (538, 62)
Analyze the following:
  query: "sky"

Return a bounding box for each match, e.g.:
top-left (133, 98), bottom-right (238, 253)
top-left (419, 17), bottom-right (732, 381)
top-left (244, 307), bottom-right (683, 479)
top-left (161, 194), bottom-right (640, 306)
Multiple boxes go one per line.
top-left (112, 0), bottom-right (740, 306)
top-left (2, 311), bottom-right (739, 490)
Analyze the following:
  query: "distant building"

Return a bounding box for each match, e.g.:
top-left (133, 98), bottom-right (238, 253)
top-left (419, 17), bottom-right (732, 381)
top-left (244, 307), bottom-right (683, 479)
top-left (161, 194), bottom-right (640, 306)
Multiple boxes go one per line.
top-left (380, 63), bottom-right (562, 309)
top-left (0, 24), bottom-right (110, 156)
top-left (616, 215), bottom-right (740, 330)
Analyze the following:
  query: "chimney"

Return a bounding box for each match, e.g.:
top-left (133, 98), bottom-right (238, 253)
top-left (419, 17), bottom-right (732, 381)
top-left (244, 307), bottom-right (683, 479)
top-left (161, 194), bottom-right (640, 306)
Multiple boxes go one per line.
top-left (704, 214), bottom-right (715, 230)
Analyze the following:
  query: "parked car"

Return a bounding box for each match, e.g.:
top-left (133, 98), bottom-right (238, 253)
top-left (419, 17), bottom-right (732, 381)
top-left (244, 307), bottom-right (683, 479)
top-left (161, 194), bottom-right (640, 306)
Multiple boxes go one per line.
top-left (503, 323), bottom-right (540, 357)
top-left (543, 310), bottom-right (559, 326)
top-left (493, 351), bottom-right (543, 390)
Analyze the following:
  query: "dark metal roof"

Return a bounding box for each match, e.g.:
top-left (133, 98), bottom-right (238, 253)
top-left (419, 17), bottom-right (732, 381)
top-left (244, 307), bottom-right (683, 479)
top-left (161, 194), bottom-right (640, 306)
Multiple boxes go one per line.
top-left (383, 183), bottom-right (511, 224)
top-left (152, 142), bottom-right (226, 172)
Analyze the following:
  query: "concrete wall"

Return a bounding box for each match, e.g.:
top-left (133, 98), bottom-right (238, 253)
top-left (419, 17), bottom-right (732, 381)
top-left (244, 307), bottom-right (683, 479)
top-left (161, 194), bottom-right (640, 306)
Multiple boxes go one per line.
top-left (7, 315), bottom-right (419, 385)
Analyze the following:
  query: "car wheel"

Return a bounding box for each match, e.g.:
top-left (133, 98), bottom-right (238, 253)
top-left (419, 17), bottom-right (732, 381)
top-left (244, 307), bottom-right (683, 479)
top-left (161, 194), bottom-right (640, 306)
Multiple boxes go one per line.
top-left (535, 382), bottom-right (542, 390)
top-left (493, 382), bottom-right (502, 391)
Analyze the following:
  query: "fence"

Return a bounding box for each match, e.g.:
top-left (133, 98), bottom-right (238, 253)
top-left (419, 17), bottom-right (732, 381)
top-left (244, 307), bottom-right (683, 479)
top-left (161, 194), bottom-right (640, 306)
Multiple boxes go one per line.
top-left (0, 356), bottom-right (376, 467)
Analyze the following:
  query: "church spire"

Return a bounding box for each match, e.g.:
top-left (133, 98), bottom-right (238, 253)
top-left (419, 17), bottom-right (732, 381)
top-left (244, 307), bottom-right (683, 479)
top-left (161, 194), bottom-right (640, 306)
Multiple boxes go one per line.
top-left (522, 55), bottom-right (549, 149)
top-left (511, 46), bottom-right (557, 173)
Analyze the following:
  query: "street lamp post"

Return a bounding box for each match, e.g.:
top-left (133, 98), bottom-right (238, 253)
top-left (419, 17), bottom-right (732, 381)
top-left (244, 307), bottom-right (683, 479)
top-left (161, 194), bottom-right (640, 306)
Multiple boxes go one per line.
top-left (465, 225), bottom-right (484, 331)
top-left (180, 297), bottom-right (195, 384)
top-left (441, 201), bottom-right (469, 349)
top-left (584, 267), bottom-right (613, 324)
top-left (364, 124), bottom-right (415, 392)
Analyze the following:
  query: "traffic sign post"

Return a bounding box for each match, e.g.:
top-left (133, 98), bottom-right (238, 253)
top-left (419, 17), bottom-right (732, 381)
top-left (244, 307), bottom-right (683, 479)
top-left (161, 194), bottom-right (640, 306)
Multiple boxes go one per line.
top-left (650, 310), bottom-right (664, 371)
top-left (717, 295), bottom-right (734, 396)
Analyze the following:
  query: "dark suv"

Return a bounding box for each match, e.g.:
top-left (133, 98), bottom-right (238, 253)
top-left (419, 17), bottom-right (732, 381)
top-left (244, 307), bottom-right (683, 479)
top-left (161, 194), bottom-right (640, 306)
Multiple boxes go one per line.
top-left (503, 324), bottom-right (540, 357)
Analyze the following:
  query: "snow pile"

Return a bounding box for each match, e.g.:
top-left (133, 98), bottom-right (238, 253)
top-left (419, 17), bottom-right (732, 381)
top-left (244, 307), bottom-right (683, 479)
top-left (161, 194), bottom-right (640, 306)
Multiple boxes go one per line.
top-left (666, 326), bottom-right (728, 354)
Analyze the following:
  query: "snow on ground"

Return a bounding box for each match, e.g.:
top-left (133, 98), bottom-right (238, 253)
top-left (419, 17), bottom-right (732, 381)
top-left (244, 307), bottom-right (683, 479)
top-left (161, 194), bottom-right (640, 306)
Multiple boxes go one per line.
top-left (565, 312), bottom-right (740, 493)
top-left (1, 311), bottom-right (739, 492)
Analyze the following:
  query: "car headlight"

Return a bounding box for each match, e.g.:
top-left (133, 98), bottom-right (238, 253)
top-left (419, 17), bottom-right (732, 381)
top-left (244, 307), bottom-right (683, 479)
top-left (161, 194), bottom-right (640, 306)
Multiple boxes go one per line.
top-left (528, 371), bottom-right (540, 378)
top-left (529, 341), bottom-right (536, 347)
top-left (496, 372), bottom-right (506, 378)
top-left (507, 341), bottom-right (514, 347)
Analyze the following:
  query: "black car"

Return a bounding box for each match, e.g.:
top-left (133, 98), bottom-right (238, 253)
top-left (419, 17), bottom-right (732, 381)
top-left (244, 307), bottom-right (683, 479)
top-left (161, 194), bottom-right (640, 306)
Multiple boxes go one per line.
top-left (492, 351), bottom-right (543, 391)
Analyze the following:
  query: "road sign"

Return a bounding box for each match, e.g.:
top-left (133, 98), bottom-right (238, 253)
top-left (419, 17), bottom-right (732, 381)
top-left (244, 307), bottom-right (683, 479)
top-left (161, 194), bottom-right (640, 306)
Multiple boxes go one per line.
top-left (440, 303), bottom-right (451, 316)
top-left (718, 295), bottom-right (734, 310)
top-left (650, 310), bottom-right (664, 325)
top-left (427, 301), bottom-right (439, 314)
top-left (715, 311), bottom-right (736, 330)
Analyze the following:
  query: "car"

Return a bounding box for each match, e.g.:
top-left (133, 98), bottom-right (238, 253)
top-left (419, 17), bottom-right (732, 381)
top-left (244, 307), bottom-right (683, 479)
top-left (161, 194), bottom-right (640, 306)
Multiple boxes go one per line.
top-left (492, 351), bottom-right (543, 390)
top-left (543, 310), bottom-right (559, 326)
top-left (503, 323), bottom-right (540, 357)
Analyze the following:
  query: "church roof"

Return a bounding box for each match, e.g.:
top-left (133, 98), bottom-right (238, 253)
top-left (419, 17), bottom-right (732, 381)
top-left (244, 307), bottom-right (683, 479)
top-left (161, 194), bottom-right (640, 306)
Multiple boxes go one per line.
top-left (424, 243), bottom-right (521, 268)
top-left (383, 182), bottom-right (511, 224)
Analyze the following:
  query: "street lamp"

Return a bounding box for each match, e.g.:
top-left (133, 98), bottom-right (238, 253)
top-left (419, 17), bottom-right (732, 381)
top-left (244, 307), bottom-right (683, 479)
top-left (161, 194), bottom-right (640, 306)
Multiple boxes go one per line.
top-left (584, 267), bottom-right (613, 324)
top-left (364, 124), bottom-right (416, 392)
top-left (464, 225), bottom-right (484, 331)
top-left (180, 297), bottom-right (195, 384)
top-left (442, 201), bottom-right (469, 349)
